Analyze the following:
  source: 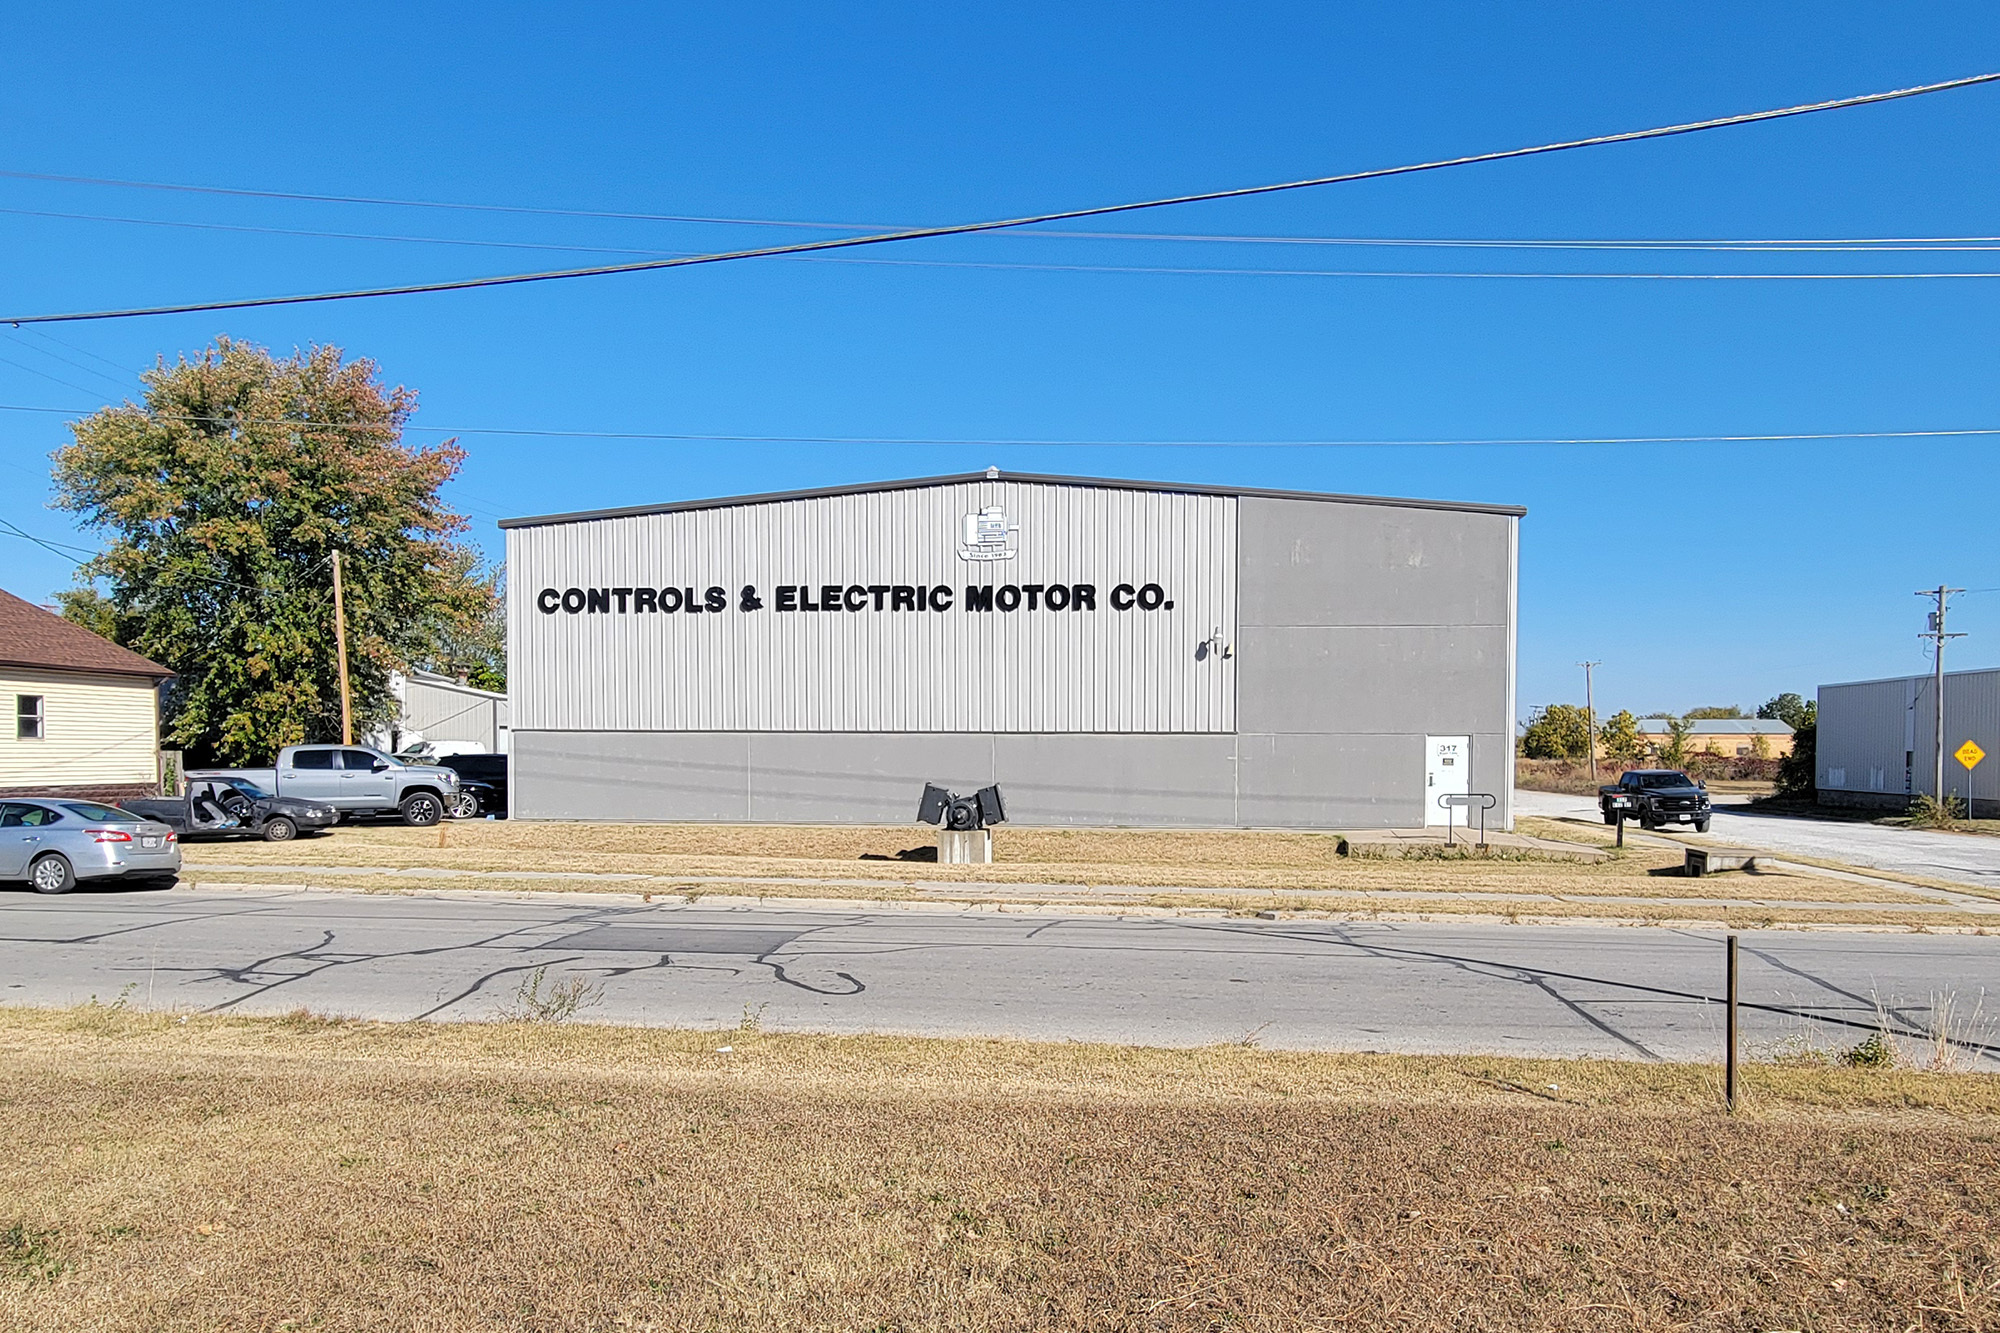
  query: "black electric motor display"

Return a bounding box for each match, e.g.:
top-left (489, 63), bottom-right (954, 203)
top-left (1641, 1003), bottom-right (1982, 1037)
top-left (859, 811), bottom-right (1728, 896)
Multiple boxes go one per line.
top-left (918, 783), bottom-right (1007, 831)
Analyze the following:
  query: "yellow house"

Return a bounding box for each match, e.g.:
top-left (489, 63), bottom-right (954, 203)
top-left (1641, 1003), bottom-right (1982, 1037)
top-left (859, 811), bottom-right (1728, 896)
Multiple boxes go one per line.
top-left (0, 588), bottom-right (173, 802)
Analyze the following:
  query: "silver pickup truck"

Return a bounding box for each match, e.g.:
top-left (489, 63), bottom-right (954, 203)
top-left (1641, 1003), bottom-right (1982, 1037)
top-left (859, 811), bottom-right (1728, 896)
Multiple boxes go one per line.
top-left (201, 744), bottom-right (463, 827)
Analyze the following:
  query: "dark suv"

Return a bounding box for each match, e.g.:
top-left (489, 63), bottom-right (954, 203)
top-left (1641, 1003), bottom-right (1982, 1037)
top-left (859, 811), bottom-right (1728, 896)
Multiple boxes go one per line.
top-left (437, 753), bottom-right (509, 818)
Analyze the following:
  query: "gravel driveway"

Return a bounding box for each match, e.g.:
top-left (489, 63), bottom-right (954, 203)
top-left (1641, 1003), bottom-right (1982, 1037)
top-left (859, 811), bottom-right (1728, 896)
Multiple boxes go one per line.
top-left (1515, 788), bottom-right (2000, 891)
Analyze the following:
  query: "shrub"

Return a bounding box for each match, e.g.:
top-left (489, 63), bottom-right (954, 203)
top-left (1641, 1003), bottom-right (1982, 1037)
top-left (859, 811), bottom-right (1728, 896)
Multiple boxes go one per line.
top-left (1842, 1032), bottom-right (1896, 1068)
top-left (1683, 754), bottom-right (1781, 782)
top-left (1907, 794), bottom-right (1966, 829)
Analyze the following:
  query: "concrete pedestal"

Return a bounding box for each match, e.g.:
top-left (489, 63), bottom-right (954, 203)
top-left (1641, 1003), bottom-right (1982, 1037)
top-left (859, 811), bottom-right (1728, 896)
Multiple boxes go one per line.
top-left (938, 828), bottom-right (993, 864)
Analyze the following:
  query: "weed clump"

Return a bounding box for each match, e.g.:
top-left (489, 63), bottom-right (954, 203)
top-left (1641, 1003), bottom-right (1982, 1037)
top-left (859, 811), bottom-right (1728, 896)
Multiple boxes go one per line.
top-left (1843, 1032), bottom-right (1896, 1068)
top-left (1, 1223), bottom-right (66, 1287)
top-left (501, 967), bottom-right (603, 1023)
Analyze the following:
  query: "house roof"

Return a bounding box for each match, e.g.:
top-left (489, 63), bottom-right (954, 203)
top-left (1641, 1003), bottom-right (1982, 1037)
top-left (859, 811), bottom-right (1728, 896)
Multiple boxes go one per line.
top-left (0, 588), bottom-right (173, 680)
top-left (407, 669), bottom-right (506, 703)
top-left (498, 469), bottom-right (1529, 530)
top-left (1635, 718), bottom-right (1793, 736)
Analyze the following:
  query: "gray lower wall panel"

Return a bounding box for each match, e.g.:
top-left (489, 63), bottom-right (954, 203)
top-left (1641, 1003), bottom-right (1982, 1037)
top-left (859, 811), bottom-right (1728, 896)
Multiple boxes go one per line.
top-left (1236, 732), bottom-right (1418, 827)
top-left (515, 731), bottom-right (752, 822)
top-left (992, 734), bottom-right (1239, 826)
top-left (746, 733), bottom-right (996, 823)
top-left (514, 728), bottom-right (1510, 829)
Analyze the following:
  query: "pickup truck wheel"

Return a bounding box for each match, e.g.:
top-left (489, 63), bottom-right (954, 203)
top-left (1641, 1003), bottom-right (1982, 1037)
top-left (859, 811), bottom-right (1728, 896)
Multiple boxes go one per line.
top-left (1695, 818), bottom-right (1711, 833)
top-left (400, 793), bottom-right (443, 827)
top-left (448, 792), bottom-right (479, 820)
top-left (29, 853), bottom-right (76, 895)
top-left (1602, 808), bottom-right (1617, 826)
top-left (261, 815), bottom-right (298, 842)
top-left (1637, 810), bottom-right (1656, 831)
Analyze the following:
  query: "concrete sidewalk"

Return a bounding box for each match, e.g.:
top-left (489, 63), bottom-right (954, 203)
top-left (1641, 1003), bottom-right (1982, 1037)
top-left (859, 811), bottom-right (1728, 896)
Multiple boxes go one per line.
top-left (1341, 826), bottom-right (1607, 862)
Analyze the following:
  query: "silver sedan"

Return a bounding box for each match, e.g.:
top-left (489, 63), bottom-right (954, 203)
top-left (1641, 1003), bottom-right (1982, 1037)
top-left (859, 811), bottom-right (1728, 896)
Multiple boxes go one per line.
top-left (0, 798), bottom-right (182, 894)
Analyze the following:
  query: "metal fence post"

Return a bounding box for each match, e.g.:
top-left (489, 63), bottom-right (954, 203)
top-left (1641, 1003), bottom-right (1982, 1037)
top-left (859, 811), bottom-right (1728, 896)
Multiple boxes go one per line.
top-left (1725, 934), bottom-right (1740, 1113)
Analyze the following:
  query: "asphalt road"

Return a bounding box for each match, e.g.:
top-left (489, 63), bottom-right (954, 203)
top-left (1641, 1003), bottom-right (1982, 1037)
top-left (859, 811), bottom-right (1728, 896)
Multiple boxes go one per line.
top-left (5, 884), bottom-right (1996, 1065)
top-left (1515, 788), bottom-right (2000, 890)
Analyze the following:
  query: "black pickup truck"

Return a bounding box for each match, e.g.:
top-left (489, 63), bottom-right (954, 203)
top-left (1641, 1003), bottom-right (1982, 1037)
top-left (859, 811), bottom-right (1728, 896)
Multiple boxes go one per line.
top-left (1598, 769), bottom-right (1712, 832)
top-left (123, 776), bottom-right (339, 843)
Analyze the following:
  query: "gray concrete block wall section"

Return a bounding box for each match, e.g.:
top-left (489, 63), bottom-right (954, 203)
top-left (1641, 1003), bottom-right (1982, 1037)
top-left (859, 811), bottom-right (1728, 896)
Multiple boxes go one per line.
top-left (1234, 497), bottom-right (1515, 829)
top-left (512, 489), bottom-right (1517, 829)
top-left (514, 729), bottom-right (1513, 828)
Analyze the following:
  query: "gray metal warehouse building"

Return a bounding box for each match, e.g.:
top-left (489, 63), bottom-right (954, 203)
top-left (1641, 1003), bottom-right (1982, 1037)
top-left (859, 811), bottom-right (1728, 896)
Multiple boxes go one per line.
top-left (501, 471), bottom-right (1521, 829)
top-left (1818, 667), bottom-right (2000, 817)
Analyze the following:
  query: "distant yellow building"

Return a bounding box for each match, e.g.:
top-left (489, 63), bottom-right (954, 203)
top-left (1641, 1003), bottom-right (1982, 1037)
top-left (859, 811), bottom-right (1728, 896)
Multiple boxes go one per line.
top-left (0, 589), bottom-right (174, 803)
top-left (1636, 718), bottom-right (1794, 759)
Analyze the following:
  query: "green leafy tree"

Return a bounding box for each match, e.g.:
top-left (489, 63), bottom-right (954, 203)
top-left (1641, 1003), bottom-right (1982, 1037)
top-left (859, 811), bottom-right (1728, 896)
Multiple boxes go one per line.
top-left (1757, 692), bottom-right (1816, 731)
top-left (55, 585), bottom-right (127, 641)
top-left (1597, 709), bottom-right (1647, 763)
top-left (408, 554), bottom-right (507, 692)
top-left (1775, 724), bottom-right (1817, 797)
top-left (52, 337), bottom-right (496, 766)
top-left (1684, 705), bottom-right (1744, 720)
top-left (1656, 715), bottom-right (1696, 769)
top-left (1521, 704), bottom-right (1593, 760)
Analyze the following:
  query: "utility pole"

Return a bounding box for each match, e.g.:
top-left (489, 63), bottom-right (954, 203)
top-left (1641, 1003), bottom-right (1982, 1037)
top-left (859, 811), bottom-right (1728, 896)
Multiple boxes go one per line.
top-left (1917, 587), bottom-right (1965, 805)
top-left (1579, 660), bottom-right (1601, 781)
top-left (332, 550), bottom-right (354, 745)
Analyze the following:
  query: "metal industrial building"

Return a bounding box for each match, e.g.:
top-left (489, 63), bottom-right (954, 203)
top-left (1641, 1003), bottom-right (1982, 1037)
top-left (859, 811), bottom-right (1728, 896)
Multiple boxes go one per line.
top-left (1818, 667), bottom-right (2000, 817)
top-left (501, 471), bottom-right (1522, 829)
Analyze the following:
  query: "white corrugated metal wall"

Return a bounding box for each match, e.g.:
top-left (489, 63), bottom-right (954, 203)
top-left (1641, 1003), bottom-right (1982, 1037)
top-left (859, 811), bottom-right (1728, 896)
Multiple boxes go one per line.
top-left (402, 675), bottom-right (510, 751)
top-left (507, 479), bottom-right (1237, 733)
top-left (1820, 668), bottom-right (2000, 802)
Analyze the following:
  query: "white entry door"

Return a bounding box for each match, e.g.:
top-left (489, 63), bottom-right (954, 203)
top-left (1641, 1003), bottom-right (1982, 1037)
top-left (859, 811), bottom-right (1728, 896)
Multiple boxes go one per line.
top-left (1424, 735), bottom-right (1470, 826)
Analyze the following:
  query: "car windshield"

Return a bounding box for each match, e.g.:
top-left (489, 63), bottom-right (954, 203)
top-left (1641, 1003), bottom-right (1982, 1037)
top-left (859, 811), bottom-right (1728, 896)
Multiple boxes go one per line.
top-left (223, 777), bottom-right (273, 799)
top-left (1640, 772), bottom-right (1695, 788)
top-left (60, 801), bottom-right (139, 821)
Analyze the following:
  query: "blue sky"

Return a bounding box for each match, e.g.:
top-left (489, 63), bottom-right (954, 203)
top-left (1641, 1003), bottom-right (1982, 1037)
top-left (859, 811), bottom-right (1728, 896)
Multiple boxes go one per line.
top-left (2, 2), bottom-right (1997, 718)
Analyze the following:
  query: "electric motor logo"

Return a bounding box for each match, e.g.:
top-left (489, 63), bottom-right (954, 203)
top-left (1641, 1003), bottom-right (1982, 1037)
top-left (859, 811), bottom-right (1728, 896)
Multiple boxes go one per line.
top-left (957, 506), bottom-right (1018, 561)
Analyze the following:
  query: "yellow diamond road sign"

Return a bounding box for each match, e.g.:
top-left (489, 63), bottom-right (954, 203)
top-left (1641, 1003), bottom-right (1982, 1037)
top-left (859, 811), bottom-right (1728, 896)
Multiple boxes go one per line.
top-left (1958, 740), bottom-right (1987, 770)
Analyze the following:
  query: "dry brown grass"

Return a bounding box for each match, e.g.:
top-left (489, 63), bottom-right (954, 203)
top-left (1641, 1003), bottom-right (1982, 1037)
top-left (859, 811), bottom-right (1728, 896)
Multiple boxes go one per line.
top-left (2, 1008), bottom-right (1997, 1331)
top-left (178, 821), bottom-right (1942, 914)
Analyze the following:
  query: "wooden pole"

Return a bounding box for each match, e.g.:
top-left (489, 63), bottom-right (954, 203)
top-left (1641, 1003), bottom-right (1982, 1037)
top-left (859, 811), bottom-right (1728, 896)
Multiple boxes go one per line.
top-left (1725, 934), bottom-right (1740, 1113)
top-left (331, 550), bottom-right (353, 745)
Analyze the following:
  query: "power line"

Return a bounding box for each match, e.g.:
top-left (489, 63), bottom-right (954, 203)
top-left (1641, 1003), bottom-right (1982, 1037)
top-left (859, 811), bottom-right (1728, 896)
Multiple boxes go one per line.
top-left (18, 201), bottom-right (2000, 257)
top-left (14, 325), bottom-right (140, 376)
top-left (3, 400), bottom-right (2000, 448)
top-left (1, 330), bottom-right (132, 392)
top-left (0, 350), bottom-right (114, 398)
top-left (20, 204), bottom-right (2000, 278)
top-left (1031, 229), bottom-right (2000, 251)
top-left (17, 168), bottom-right (2000, 252)
top-left (797, 255), bottom-right (2000, 280)
top-left (0, 519), bottom-right (331, 597)
top-left (0, 517), bottom-right (96, 561)
top-left (7, 71), bottom-right (1994, 325)
top-left (0, 168), bottom-right (884, 231)
top-left (0, 204), bottom-right (703, 259)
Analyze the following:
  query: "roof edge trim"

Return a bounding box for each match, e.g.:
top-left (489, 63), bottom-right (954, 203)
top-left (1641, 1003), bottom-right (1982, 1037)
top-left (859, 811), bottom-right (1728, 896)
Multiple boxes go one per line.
top-left (497, 471), bottom-right (1527, 529)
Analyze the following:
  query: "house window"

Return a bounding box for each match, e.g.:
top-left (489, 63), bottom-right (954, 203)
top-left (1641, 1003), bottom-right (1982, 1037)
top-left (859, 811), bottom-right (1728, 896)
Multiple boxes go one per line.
top-left (16, 695), bottom-right (44, 740)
